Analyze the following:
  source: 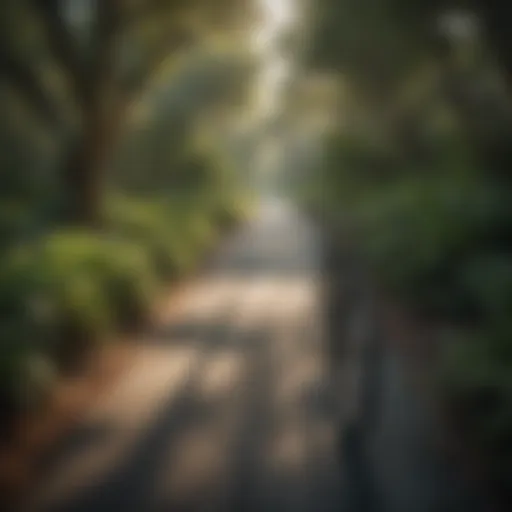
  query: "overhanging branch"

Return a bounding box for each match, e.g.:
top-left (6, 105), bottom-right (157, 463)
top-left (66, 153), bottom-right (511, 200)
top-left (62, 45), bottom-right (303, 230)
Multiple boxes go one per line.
top-left (122, 0), bottom-right (189, 27)
top-left (0, 47), bottom-right (61, 126)
top-left (29, 0), bottom-right (88, 106)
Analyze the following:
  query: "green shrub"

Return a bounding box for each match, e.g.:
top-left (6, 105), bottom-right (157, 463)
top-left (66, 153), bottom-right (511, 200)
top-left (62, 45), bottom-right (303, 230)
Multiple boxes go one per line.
top-left (0, 229), bottom-right (160, 414)
top-left (106, 195), bottom-right (198, 277)
top-left (0, 188), bottom-right (246, 414)
top-left (352, 176), bottom-right (511, 317)
top-left (183, 210), bottom-right (217, 253)
top-left (95, 239), bottom-right (157, 328)
top-left (106, 194), bottom-right (229, 277)
top-left (32, 232), bottom-right (114, 361)
top-left (0, 231), bottom-right (158, 368)
top-left (0, 233), bottom-right (110, 368)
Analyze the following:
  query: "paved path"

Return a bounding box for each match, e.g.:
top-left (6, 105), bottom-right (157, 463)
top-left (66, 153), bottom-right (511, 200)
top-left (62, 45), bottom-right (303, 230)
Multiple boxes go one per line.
top-left (19, 199), bottom-right (490, 512)
top-left (22, 200), bottom-right (344, 512)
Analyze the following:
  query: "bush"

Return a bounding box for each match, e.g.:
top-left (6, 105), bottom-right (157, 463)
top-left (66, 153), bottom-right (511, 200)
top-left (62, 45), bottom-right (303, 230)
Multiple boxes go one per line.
top-left (352, 176), bottom-right (511, 318)
top-left (340, 168), bottom-right (512, 490)
top-left (0, 231), bottom-right (157, 369)
top-left (88, 238), bottom-right (157, 329)
top-left (106, 194), bottom-right (230, 276)
top-left (106, 195), bottom-right (203, 276)
top-left (0, 189), bottom-right (246, 419)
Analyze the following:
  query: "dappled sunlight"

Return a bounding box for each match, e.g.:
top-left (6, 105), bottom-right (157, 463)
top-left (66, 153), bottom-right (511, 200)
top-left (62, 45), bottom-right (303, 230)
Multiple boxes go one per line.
top-left (266, 423), bottom-right (307, 473)
top-left (197, 350), bottom-right (246, 402)
top-left (153, 276), bottom-right (250, 329)
top-left (220, 277), bottom-right (289, 327)
top-left (274, 353), bottom-right (324, 412)
top-left (169, 278), bottom-right (246, 318)
top-left (0, 0), bottom-right (350, 508)
top-left (27, 345), bottom-right (201, 509)
top-left (265, 279), bottom-right (319, 317)
top-left (86, 347), bottom-right (200, 429)
top-left (15, 192), bottom-right (346, 512)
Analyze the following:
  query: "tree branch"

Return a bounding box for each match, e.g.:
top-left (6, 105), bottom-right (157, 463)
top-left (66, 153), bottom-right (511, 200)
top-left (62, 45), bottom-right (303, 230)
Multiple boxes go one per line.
top-left (0, 47), bottom-right (61, 126)
top-left (122, 0), bottom-right (189, 27)
top-left (29, 0), bottom-right (88, 106)
top-left (85, 1), bottom-right (122, 105)
top-left (30, 1), bottom-right (123, 111)
top-left (121, 22), bottom-right (192, 93)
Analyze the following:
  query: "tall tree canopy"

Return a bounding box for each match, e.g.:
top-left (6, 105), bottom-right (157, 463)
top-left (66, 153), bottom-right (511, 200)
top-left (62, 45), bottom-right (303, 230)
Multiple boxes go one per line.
top-left (0, 0), bottom-right (255, 223)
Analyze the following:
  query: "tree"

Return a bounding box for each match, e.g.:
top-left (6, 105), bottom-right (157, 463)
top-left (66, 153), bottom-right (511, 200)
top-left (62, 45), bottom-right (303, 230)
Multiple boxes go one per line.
top-left (110, 48), bottom-right (257, 194)
top-left (0, 0), bottom-right (253, 224)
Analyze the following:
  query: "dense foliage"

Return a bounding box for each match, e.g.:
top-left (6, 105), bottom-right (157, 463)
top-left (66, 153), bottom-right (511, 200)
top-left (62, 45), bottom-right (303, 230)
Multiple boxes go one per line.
top-left (304, 0), bottom-right (512, 494)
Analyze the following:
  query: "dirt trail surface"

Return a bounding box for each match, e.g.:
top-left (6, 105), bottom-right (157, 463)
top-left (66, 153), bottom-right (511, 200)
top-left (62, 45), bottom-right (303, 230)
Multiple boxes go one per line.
top-left (20, 200), bottom-right (344, 512)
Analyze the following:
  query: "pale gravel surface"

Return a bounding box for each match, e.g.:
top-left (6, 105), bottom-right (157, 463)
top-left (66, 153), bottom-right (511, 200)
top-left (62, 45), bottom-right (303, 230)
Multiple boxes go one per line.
top-left (22, 200), bottom-right (344, 512)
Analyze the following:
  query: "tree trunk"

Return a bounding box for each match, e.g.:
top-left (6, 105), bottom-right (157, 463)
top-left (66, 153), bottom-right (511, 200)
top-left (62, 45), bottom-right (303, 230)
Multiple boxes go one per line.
top-left (61, 2), bottom-right (122, 227)
top-left (62, 92), bottom-right (128, 226)
top-left (63, 114), bottom-right (105, 226)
